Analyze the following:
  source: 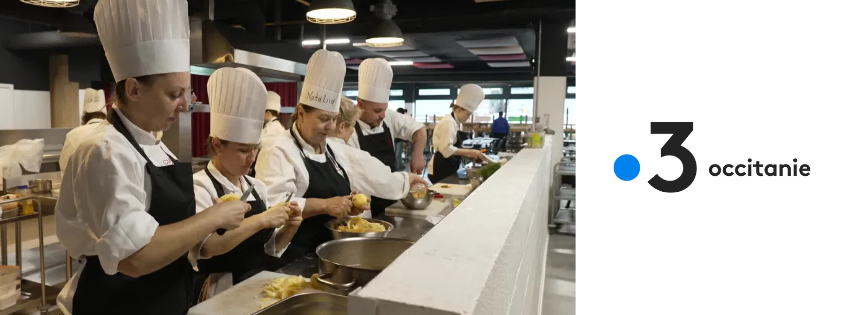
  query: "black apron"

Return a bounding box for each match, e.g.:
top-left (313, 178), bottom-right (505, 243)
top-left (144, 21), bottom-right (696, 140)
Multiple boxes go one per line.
top-left (72, 110), bottom-right (196, 315)
top-left (269, 128), bottom-right (352, 270)
top-left (354, 121), bottom-right (396, 218)
top-left (429, 114), bottom-right (469, 183)
top-left (195, 166), bottom-right (273, 283)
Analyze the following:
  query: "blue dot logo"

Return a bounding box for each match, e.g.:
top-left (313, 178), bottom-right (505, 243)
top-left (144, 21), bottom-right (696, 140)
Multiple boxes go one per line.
top-left (614, 154), bottom-right (640, 181)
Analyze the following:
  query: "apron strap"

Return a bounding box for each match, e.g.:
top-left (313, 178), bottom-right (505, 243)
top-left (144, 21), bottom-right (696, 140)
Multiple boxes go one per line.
top-left (203, 164), bottom-right (263, 202)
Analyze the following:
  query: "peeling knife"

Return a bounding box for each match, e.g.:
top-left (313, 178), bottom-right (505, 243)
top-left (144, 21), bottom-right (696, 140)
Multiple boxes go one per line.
top-left (216, 182), bottom-right (256, 235)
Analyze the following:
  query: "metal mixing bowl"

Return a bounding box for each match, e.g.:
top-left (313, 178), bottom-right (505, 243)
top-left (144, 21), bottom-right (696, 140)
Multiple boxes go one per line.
top-left (400, 190), bottom-right (435, 210)
top-left (326, 217), bottom-right (394, 239)
top-left (314, 237), bottom-right (415, 293)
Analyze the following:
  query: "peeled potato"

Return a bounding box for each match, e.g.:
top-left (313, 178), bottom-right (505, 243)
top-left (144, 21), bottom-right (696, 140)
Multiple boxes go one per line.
top-left (352, 194), bottom-right (369, 208)
top-left (272, 202), bottom-right (297, 215)
top-left (219, 193), bottom-right (241, 202)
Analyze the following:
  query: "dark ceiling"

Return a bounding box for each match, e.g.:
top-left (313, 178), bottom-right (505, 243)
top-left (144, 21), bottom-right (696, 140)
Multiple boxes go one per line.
top-left (0, 0), bottom-right (575, 83)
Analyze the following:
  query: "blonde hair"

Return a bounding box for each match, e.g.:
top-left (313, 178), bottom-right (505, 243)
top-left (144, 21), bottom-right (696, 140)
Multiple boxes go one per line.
top-left (337, 97), bottom-right (361, 129)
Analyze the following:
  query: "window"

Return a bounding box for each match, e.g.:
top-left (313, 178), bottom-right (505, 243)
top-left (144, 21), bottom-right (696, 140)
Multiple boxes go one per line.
top-left (457, 87), bottom-right (503, 95)
top-left (414, 99), bottom-right (452, 122)
top-left (506, 99), bottom-right (534, 124)
top-left (471, 99), bottom-right (506, 123)
top-left (343, 90), bottom-right (358, 97)
top-left (389, 100), bottom-right (406, 113)
top-left (390, 89), bottom-right (403, 96)
top-left (510, 87), bottom-right (534, 94)
top-left (567, 86), bottom-right (576, 94)
top-left (565, 98), bottom-right (576, 127)
top-left (418, 88), bottom-right (450, 96)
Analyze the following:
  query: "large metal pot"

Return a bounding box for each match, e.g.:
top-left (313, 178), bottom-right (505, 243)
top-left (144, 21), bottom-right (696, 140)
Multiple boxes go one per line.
top-left (325, 217), bottom-right (394, 239)
top-left (314, 237), bottom-right (414, 293)
top-left (400, 190), bottom-right (435, 210)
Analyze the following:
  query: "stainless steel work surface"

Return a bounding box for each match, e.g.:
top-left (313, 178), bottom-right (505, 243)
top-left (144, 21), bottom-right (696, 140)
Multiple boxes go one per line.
top-left (253, 292), bottom-right (347, 315)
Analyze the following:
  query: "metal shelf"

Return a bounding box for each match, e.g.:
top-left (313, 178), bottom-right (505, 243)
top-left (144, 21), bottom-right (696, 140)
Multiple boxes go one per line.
top-left (554, 209), bottom-right (574, 224)
top-left (0, 279), bottom-right (59, 315)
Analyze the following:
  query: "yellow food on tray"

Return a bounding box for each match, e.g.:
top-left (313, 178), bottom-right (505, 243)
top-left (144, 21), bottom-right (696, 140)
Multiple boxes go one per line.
top-left (336, 217), bottom-right (386, 233)
top-left (218, 193), bottom-right (241, 202)
top-left (262, 276), bottom-right (310, 300)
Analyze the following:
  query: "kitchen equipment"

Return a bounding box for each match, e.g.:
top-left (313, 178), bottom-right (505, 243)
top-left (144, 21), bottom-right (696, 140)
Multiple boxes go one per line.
top-left (217, 181), bottom-right (257, 235)
top-left (428, 184), bottom-right (472, 196)
top-left (39, 179), bottom-right (51, 193)
top-left (410, 183), bottom-right (427, 199)
top-left (385, 199), bottom-right (449, 219)
top-left (253, 292), bottom-right (347, 315)
top-left (325, 217), bottom-right (394, 239)
top-left (314, 237), bottom-right (415, 294)
top-left (188, 271), bottom-right (302, 315)
top-left (400, 190), bottom-right (435, 210)
top-left (27, 180), bottom-right (39, 193)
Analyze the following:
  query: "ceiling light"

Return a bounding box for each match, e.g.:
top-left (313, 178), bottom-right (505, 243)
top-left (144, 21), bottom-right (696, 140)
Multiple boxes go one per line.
top-left (306, 0), bottom-right (357, 24)
top-left (567, 27), bottom-right (576, 33)
top-left (565, 56), bottom-right (576, 62)
top-left (20, 0), bottom-right (79, 7)
top-left (388, 61), bottom-right (413, 66)
top-left (324, 38), bottom-right (351, 45)
top-left (367, 20), bottom-right (404, 47)
top-left (302, 39), bottom-right (321, 46)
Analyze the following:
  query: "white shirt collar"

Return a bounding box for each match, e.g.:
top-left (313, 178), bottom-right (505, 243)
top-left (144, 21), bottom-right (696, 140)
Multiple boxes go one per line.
top-left (452, 113), bottom-right (463, 129)
top-left (357, 118), bottom-right (385, 134)
top-left (292, 124), bottom-right (325, 154)
top-left (86, 118), bottom-right (104, 125)
top-left (114, 107), bottom-right (159, 146)
top-left (206, 161), bottom-right (247, 193)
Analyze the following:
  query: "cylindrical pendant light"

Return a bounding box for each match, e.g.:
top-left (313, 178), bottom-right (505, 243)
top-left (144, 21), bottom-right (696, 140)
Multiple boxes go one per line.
top-left (306, 0), bottom-right (356, 24)
top-left (20, 0), bottom-right (79, 8)
top-left (366, 19), bottom-right (404, 47)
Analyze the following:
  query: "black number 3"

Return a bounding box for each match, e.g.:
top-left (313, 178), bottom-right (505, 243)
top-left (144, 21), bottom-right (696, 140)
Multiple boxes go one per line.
top-left (649, 122), bottom-right (697, 193)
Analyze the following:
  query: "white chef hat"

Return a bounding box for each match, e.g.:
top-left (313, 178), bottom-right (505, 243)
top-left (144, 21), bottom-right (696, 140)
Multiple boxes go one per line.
top-left (455, 84), bottom-right (485, 112)
top-left (358, 58), bottom-right (393, 103)
top-left (266, 91), bottom-right (281, 112)
top-left (208, 67), bottom-right (268, 144)
top-left (298, 49), bottom-right (346, 113)
top-left (94, 0), bottom-right (190, 82)
top-left (83, 88), bottom-right (107, 114)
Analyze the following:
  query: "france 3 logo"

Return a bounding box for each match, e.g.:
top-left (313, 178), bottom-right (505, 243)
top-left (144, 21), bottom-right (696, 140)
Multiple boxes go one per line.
top-left (614, 122), bottom-right (810, 193)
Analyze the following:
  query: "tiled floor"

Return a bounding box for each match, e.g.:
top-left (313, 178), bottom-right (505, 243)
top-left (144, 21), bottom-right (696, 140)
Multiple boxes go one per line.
top-left (542, 234), bottom-right (575, 314)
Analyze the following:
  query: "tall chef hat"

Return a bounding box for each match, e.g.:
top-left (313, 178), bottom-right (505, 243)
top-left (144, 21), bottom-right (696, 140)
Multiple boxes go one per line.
top-left (266, 91), bottom-right (281, 112)
top-left (94, 0), bottom-right (190, 82)
top-left (298, 49), bottom-right (346, 113)
top-left (455, 84), bottom-right (485, 113)
top-left (208, 67), bottom-right (268, 144)
top-left (83, 89), bottom-right (107, 114)
top-left (358, 58), bottom-right (393, 103)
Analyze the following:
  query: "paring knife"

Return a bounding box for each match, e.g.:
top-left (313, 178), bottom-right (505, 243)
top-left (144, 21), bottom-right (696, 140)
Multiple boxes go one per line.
top-left (216, 182), bottom-right (256, 235)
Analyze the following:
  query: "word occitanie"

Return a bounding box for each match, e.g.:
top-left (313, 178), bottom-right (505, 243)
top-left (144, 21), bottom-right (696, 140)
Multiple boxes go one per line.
top-left (709, 159), bottom-right (810, 177)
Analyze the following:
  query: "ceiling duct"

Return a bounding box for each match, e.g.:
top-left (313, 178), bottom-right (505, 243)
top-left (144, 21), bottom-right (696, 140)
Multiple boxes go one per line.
top-left (190, 19), bottom-right (306, 81)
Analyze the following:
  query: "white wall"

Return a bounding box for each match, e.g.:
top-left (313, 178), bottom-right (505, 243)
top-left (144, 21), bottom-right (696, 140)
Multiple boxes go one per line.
top-left (349, 137), bottom-right (554, 315)
top-left (0, 83), bottom-right (51, 130)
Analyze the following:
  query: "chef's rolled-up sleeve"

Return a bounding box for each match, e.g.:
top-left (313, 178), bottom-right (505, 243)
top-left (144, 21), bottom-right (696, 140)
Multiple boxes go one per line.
top-left (343, 145), bottom-right (410, 200)
top-left (75, 140), bottom-right (158, 276)
top-left (387, 109), bottom-right (424, 141)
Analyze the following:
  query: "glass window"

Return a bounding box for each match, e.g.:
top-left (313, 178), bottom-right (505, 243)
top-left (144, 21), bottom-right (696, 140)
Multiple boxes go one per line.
top-left (510, 87), bottom-right (534, 94)
top-left (564, 98), bottom-right (576, 127)
top-left (457, 87), bottom-right (503, 95)
top-left (506, 99), bottom-right (534, 124)
top-left (389, 100), bottom-right (406, 112)
top-left (471, 99), bottom-right (506, 123)
top-left (418, 88), bottom-right (450, 96)
top-left (567, 86), bottom-right (576, 94)
top-left (390, 89), bottom-right (403, 96)
top-left (413, 99), bottom-right (452, 122)
top-left (344, 90), bottom-right (358, 97)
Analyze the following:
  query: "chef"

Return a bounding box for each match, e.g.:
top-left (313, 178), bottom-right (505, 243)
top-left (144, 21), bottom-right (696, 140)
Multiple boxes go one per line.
top-left (255, 50), bottom-right (428, 268)
top-left (350, 58), bottom-right (427, 217)
top-left (55, 1), bottom-right (250, 314)
top-left (59, 88), bottom-right (107, 174)
top-left (428, 84), bottom-right (489, 183)
top-left (261, 91), bottom-right (287, 140)
top-left (192, 67), bottom-right (302, 302)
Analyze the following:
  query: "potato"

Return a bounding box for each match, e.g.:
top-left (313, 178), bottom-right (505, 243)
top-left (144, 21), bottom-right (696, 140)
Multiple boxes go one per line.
top-left (219, 193), bottom-right (241, 202)
top-left (352, 194), bottom-right (369, 208)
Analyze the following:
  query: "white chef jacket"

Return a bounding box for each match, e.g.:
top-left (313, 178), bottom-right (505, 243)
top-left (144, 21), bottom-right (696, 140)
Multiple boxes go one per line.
top-left (55, 108), bottom-right (198, 315)
top-left (346, 108), bottom-right (424, 150)
top-left (261, 118), bottom-right (286, 142)
top-left (428, 114), bottom-right (463, 176)
top-left (192, 162), bottom-right (288, 296)
top-left (59, 118), bottom-right (105, 175)
top-left (255, 126), bottom-right (410, 210)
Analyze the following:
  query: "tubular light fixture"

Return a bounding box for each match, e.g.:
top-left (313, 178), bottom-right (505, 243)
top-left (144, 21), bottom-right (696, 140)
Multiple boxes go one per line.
top-left (388, 60), bottom-right (413, 66)
top-left (20, 0), bottom-right (79, 7)
top-left (302, 39), bottom-right (321, 46)
top-left (324, 38), bottom-right (351, 44)
top-left (306, 0), bottom-right (357, 24)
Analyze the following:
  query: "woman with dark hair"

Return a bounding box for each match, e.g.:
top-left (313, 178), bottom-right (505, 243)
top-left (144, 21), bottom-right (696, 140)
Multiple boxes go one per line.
top-left (55, 1), bottom-right (249, 314)
top-left (59, 88), bottom-right (108, 174)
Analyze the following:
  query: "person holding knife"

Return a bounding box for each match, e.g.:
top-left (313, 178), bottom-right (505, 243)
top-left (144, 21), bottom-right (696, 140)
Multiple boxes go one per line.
top-left (255, 50), bottom-right (429, 268)
top-left (428, 84), bottom-right (489, 183)
top-left (54, 0), bottom-right (249, 314)
top-left (192, 67), bottom-right (302, 302)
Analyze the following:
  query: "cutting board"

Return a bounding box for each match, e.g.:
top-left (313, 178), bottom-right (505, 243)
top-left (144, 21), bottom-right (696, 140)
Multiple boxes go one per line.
top-left (385, 199), bottom-right (450, 218)
top-left (429, 184), bottom-right (472, 196)
top-left (188, 271), bottom-right (303, 315)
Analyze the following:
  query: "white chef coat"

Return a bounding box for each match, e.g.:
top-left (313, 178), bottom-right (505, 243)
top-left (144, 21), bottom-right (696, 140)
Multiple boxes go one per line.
top-left (255, 126), bottom-right (410, 210)
top-left (347, 108), bottom-right (424, 150)
top-left (55, 108), bottom-right (198, 314)
top-left (428, 114), bottom-right (463, 176)
top-left (261, 118), bottom-right (287, 142)
top-left (192, 162), bottom-right (288, 296)
top-left (59, 118), bottom-right (105, 175)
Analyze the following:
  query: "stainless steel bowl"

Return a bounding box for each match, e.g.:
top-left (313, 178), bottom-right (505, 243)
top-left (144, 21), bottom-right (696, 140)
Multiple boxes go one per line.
top-left (314, 237), bottom-right (415, 294)
top-left (325, 217), bottom-right (393, 239)
top-left (400, 190), bottom-right (435, 210)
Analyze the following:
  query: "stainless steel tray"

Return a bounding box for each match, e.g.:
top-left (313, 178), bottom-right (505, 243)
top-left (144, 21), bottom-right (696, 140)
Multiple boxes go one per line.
top-left (252, 292), bottom-right (347, 315)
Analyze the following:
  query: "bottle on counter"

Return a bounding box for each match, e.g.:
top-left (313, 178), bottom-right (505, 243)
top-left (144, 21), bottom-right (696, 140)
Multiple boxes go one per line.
top-left (15, 185), bottom-right (33, 215)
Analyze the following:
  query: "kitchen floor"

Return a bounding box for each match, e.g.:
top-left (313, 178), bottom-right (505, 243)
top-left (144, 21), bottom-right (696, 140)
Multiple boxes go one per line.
top-left (543, 233), bottom-right (575, 315)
